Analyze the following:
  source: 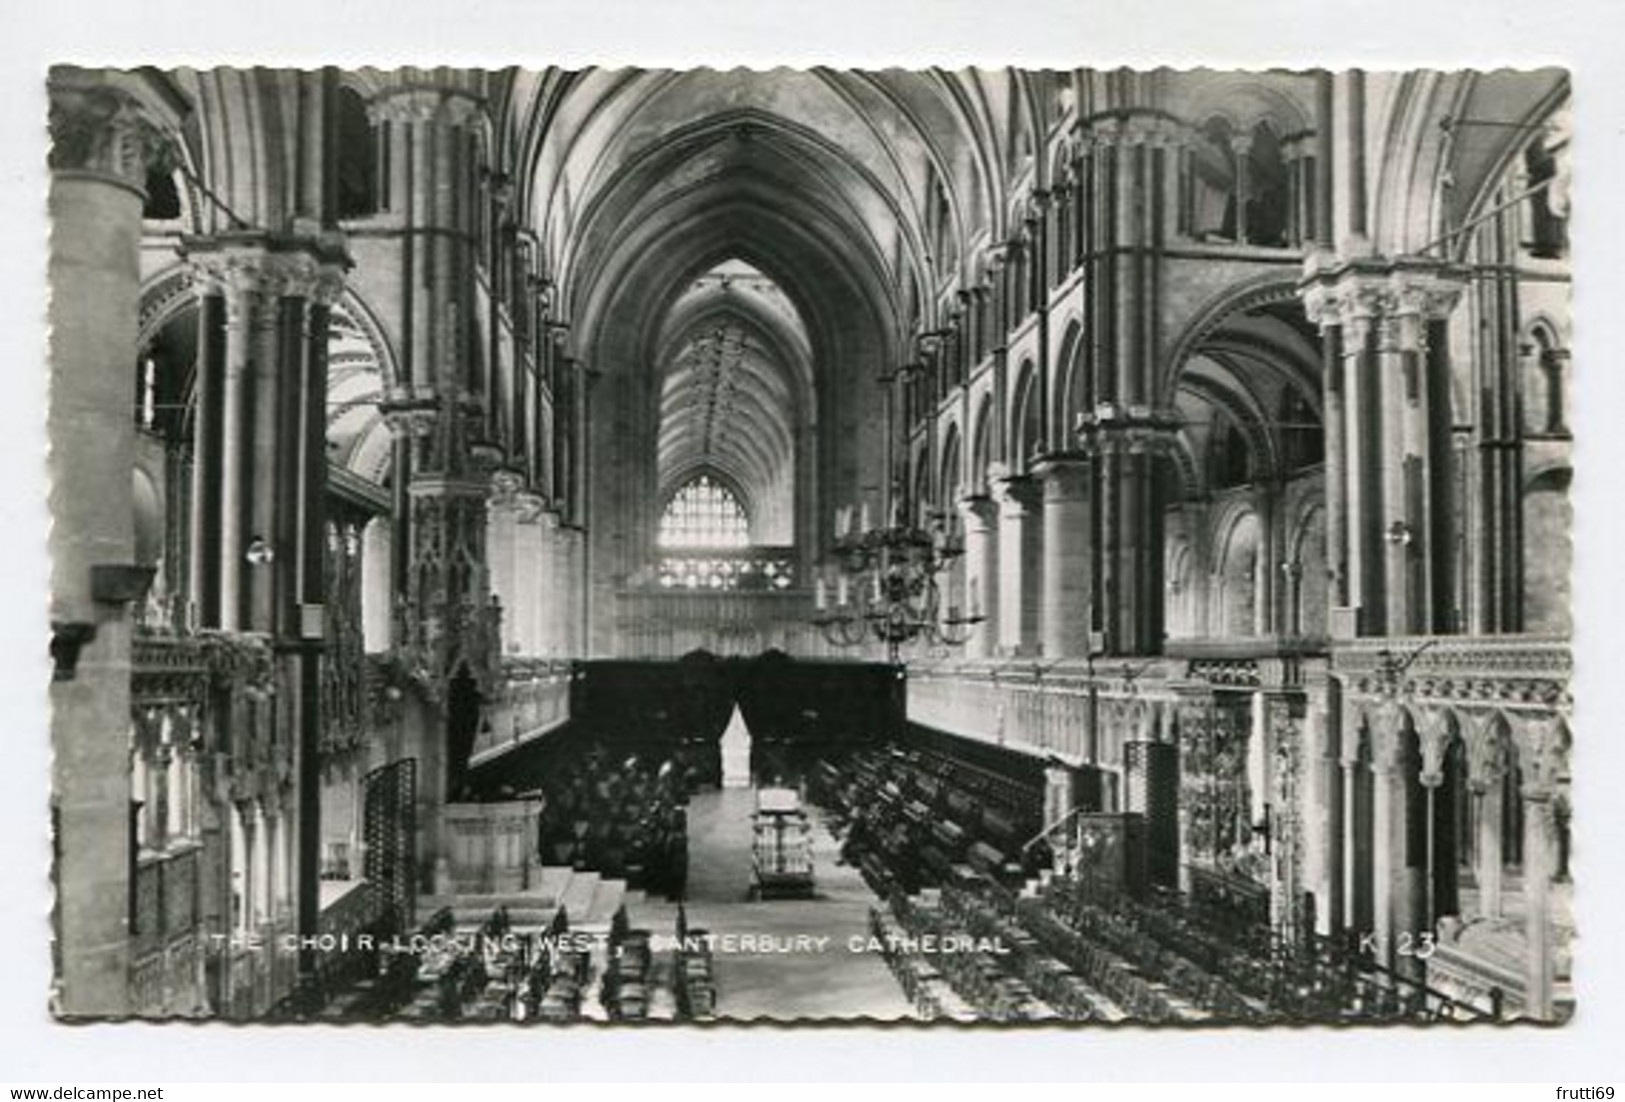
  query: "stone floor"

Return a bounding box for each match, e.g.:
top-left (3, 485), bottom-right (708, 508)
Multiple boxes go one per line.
top-left (643, 787), bottom-right (915, 1021)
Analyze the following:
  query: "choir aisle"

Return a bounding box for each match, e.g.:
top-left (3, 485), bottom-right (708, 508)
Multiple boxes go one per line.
top-left (673, 787), bottom-right (914, 1020)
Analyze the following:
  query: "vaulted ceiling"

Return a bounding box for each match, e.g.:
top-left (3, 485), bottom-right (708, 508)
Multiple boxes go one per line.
top-left (496, 68), bottom-right (1057, 566)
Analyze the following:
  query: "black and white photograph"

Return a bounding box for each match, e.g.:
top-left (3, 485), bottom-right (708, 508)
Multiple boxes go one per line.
top-left (38, 60), bottom-right (1582, 1030)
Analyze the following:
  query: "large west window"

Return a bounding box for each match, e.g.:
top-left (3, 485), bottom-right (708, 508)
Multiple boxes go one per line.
top-left (659, 475), bottom-right (750, 549)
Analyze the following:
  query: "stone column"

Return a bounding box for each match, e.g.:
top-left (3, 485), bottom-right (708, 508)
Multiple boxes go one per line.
top-left (1304, 671), bottom-right (1343, 934)
top-left (1521, 789), bottom-right (1557, 1020)
top-left (184, 237), bottom-right (348, 634)
top-left (1367, 701), bottom-right (1407, 970)
top-left (1301, 257), bottom-right (1465, 636)
top-left (1415, 707), bottom-right (1455, 931)
top-left (1467, 713), bottom-right (1508, 921)
top-left (510, 490), bottom-right (546, 657)
top-left (47, 70), bottom-right (171, 1018)
top-left (1515, 713), bottom-right (1570, 1021)
top-left (1083, 419), bottom-right (1175, 656)
top-left (558, 524), bottom-right (585, 657)
top-left (1340, 709), bottom-right (1363, 934)
top-left (993, 469), bottom-right (1042, 656)
top-left (958, 495), bottom-right (999, 659)
top-left (1311, 698), bottom-right (1340, 935)
top-left (1043, 764), bottom-right (1077, 835)
top-left (1034, 454), bottom-right (1094, 658)
top-left (1230, 134), bottom-right (1253, 244)
top-left (486, 470), bottom-right (522, 655)
top-left (371, 80), bottom-right (496, 681)
top-left (537, 506), bottom-right (564, 658)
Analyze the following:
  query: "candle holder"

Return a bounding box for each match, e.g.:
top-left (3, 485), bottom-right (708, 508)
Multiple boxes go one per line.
top-left (811, 498), bottom-right (981, 663)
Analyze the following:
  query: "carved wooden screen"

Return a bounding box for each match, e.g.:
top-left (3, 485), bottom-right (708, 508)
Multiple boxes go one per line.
top-left (362, 758), bottom-right (416, 935)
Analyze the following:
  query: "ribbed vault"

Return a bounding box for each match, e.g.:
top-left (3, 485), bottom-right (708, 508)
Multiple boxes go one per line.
top-left (656, 259), bottom-right (809, 544)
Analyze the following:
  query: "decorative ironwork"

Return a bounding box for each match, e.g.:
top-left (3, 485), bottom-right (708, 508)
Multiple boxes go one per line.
top-left (362, 758), bottom-right (417, 935)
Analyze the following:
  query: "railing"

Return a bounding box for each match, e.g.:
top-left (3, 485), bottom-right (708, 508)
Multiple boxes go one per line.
top-left (1020, 803), bottom-right (1094, 863)
top-left (1331, 633), bottom-right (1571, 703)
top-left (129, 845), bottom-right (206, 1016)
top-left (906, 660), bottom-right (1128, 763)
top-left (132, 844), bottom-right (201, 956)
top-left (469, 659), bottom-right (574, 765)
top-left (614, 587), bottom-right (831, 658)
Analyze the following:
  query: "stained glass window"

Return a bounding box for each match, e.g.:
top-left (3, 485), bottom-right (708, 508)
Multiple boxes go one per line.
top-left (659, 475), bottom-right (750, 549)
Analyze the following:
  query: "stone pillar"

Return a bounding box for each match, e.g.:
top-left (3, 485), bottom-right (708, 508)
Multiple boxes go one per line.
top-left (558, 524), bottom-right (585, 657)
top-left (1082, 420), bottom-right (1175, 656)
top-left (187, 234), bottom-right (348, 1016)
top-left (510, 490), bottom-right (546, 657)
top-left (1253, 486), bottom-right (1277, 635)
top-left (1043, 765), bottom-right (1077, 836)
top-left (47, 70), bottom-right (170, 1018)
top-left (993, 470), bottom-right (1043, 656)
top-left (1070, 112), bottom-right (1184, 656)
top-left (486, 470), bottom-right (522, 655)
top-left (1521, 790), bottom-right (1556, 1020)
top-left (536, 506), bottom-right (563, 658)
top-left (1034, 454), bottom-right (1093, 658)
top-left (958, 495), bottom-right (999, 659)
top-left (1469, 714), bottom-right (1509, 921)
top-left (1230, 134), bottom-right (1253, 244)
top-left (1302, 257), bottom-right (1466, 636)
top-left (371, 80), bottom-right (496, 682)
top-left (1341, 726), bottom-right (1362, 934)
top-left (1306, 672), bottom-right (1343, 934)
top-left (1415, 707), bottom-right (1454, 932)
top-left (1515, 714), bottom-right (1569, 1021)
top-left (1367, 701), bottom-right (1406, 970)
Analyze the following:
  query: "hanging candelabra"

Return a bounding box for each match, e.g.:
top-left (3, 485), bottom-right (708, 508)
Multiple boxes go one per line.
top-left (810, 494), bottom-right (981, 664)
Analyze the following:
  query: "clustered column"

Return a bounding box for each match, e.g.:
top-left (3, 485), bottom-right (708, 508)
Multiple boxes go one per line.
top-left (370, 81), bottom-right (497, 677)
top-left (1301, 257), bottom-right (1465, 636)
top-left (1073, 112), bottom-right (1185, 657)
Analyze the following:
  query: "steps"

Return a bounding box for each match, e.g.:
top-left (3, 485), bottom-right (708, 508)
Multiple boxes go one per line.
top-left (583, 878), bottom-right (626, 930)
top-left (557, 870), bottom-right (601, 923)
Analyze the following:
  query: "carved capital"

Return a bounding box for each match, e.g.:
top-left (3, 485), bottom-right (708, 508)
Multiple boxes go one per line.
top-left (183, 235), bottom-right (349, 306)
top-left (1032, 453), bottom-right (1093, 502)
top-left (1090, 111), bottom-right (1191, 150)
top-left (996, 481), bottom-right (1042, 516)
top-left (48, 77), bottom-right (174, 194)
top-left (1414, 706), bottom-right (1455, 780)
top-left (1366, 700), bottom-right (1410, 772)
top-left (488, 465), bottom-right (525, 506)
top-left (1299, 255), bottom-right (1466, 339)
top-left (956, 493), bottom-right (999, 530)
top-left (368, 86), bottom-right (485, 129)
top-left (1456, 710), bottom-right (1510, 787)
top-left (381, 394), bottom-right (441, 440)
top-left (512, 489), bottom-right (547, 524)
top-left (1513, 712), bottom-right (1571, 798)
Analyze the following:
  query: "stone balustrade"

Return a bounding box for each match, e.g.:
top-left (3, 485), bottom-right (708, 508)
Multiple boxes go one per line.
top-left (906, 658), bottom-right (1171, 766)
top-left (468, 658), bottom-right (575, 765)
